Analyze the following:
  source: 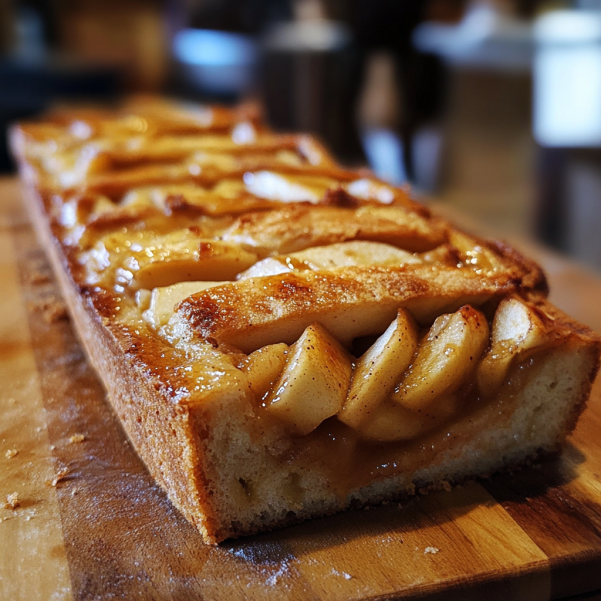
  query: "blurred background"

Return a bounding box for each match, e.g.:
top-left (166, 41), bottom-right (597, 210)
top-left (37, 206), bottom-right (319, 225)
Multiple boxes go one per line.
top-left (2, 0), bottom-right (601, 270)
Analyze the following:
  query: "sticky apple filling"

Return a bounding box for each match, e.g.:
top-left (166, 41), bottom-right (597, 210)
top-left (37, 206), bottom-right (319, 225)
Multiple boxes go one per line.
top-left (13, 99), bottom-right (600, 544)
top-left (205, 297), bottom-right (554, 447)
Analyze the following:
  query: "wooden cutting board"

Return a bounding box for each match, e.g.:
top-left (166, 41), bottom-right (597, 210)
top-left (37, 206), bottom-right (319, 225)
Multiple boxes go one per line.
top-left (1, 179), bottom-right (601, 601)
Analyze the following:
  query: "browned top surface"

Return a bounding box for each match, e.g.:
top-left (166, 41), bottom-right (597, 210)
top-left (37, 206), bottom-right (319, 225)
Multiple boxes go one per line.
top-left (2, 177), bottom-right (601, 601)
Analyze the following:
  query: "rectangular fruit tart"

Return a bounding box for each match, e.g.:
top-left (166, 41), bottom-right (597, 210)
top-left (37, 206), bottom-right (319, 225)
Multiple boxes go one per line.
top-left (11, 97), bottom-right (601, 544)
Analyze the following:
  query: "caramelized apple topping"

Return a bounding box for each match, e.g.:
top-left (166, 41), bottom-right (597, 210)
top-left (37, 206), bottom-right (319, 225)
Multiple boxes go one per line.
top-left (241, 343), bottom-right (289, 401)
top-left (338, 309), bottom-right (418, 429)
top-left (81, 229), bottom-right (258, 289)
top-left (350, 306), bottom-right (488, 442)
top-left (231, 302), bottom-right (547, 441)
top-left (477, 297), bottom-right (549, 397)
top-left (238, 241), bottom-right (423, 279)
top-left (142, 281), bottom-right (223, 329)
top-left (391, 305), bottom-right (489, 411)
top-left (265, 323), bottom-right (352, 435)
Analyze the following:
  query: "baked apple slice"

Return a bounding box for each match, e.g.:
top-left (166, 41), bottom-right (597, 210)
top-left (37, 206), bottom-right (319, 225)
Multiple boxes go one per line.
top-left (142, 281), bottom-right (222, 329)
top-left (265, 323), bottom-right (352, 435)
top-left (338, 309), bottom-right (418, 429)
top-left (477, 297), bottom-right (548, 396)
top-left (392, 305), bottom-right (489, 411)
top-left (241, 343), bottom-right (289, 400)
top-left (132, 239), bottom-right (258, 290)
top-left (238, 241), bottom-right (422, 279)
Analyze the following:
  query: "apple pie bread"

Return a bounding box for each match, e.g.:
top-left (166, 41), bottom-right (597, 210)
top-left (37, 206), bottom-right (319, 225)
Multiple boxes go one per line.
top-left (12, 98), bottom-right (600, 544)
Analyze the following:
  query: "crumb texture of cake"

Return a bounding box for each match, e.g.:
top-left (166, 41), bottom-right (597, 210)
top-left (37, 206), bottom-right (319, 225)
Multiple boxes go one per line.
top-left (12, 97), bottom-right (600, 544)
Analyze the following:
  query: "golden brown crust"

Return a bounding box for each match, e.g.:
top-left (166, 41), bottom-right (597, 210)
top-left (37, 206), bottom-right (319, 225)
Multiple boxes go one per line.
top-left (21, 183), bottom-right (223, 540)
top-left (176, 266), bottom-right (520, 353)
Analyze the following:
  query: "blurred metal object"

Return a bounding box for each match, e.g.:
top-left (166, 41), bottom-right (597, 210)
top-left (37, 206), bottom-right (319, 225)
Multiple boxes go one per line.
top-left (173, 28), bottom-right (258, 97)
top-left (264, 18), bottom-right (350, 53)
top-left (536, 146), bottom-right (601, 271)
top-left (261, 12), bottom-right (361, 160)
top-left (414, 1), bottom-right (532, 72)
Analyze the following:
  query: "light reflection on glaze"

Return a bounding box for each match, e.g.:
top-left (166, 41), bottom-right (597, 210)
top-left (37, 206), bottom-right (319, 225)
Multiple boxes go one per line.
top-left (243, 171), bottom-right (320, 203)
top-left (346, 178), bottom-right (395, 204)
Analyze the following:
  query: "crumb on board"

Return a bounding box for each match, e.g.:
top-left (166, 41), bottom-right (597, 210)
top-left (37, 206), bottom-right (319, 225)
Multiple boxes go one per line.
top-left (424, 547), bottom-right (440, 555)
top-left (5, 449), bottom-right (17, 459)
top-left (442, 481), bottom-right (452, 492)
top-left (4, 492), bottom-right (19, 509)
top-left (69, 433), bottom-right (85, 444)
top-left (46, 467), bottom-right (69, 487)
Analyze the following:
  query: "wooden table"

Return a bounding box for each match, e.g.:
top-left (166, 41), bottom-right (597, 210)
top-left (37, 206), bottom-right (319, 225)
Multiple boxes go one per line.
top-left (1, 177), bottom-right (601, 601)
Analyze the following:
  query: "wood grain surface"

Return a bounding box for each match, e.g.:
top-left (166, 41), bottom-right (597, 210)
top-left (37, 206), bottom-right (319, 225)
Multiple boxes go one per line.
top-left (1, 179), bottom-right (601, 600)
